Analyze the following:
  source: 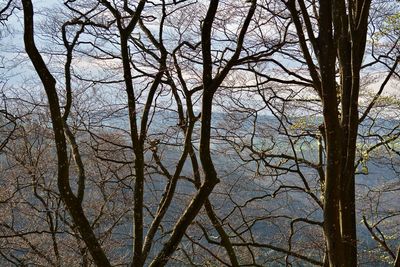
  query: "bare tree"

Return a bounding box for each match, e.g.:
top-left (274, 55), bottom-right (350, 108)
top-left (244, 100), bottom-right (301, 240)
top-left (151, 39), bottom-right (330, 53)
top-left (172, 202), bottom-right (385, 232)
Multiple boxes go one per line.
top-left (0, 0), bottom-right (398, 266)
top-left (18, 0), bottom-right (257, 266)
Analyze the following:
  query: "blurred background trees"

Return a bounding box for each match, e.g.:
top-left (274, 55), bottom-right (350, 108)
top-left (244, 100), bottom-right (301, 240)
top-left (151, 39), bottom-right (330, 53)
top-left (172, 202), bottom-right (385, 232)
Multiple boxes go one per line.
top-left (0, 0), bottom-right (399, 266)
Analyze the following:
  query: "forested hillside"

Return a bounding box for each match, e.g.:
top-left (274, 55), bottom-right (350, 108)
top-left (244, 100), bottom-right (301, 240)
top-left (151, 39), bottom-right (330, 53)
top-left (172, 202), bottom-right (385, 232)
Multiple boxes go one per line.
top-left (0, 0), bottom-right (399, 266)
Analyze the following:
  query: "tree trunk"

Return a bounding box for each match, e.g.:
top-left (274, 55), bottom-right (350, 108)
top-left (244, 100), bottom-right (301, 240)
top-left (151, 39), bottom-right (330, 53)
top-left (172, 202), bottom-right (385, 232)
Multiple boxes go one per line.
top-left (21, 1), bottom-right (111, 266)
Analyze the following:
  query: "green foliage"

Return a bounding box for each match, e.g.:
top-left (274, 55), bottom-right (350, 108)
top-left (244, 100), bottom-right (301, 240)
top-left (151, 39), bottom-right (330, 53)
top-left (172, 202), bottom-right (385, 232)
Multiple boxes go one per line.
top-left (378, 11), bottom-right (400, 37)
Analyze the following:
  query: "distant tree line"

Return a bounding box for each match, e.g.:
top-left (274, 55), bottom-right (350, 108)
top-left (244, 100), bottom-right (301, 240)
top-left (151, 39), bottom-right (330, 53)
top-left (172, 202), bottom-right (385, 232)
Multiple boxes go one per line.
top-left (0, 0), bottom-right (399, 266)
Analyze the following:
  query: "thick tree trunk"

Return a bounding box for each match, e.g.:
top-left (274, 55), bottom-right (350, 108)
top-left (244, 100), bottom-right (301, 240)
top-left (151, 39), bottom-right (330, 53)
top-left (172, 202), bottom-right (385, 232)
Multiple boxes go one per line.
top-left (285, 0), bottom-right (371, 265)
top-left (318, 1), bottom-right (347, 264)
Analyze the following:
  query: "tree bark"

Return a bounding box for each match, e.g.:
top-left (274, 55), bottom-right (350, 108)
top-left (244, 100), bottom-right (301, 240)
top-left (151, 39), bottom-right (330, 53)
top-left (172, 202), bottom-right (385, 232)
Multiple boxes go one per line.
top-left (285, 0), bottom-right (371, 265)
